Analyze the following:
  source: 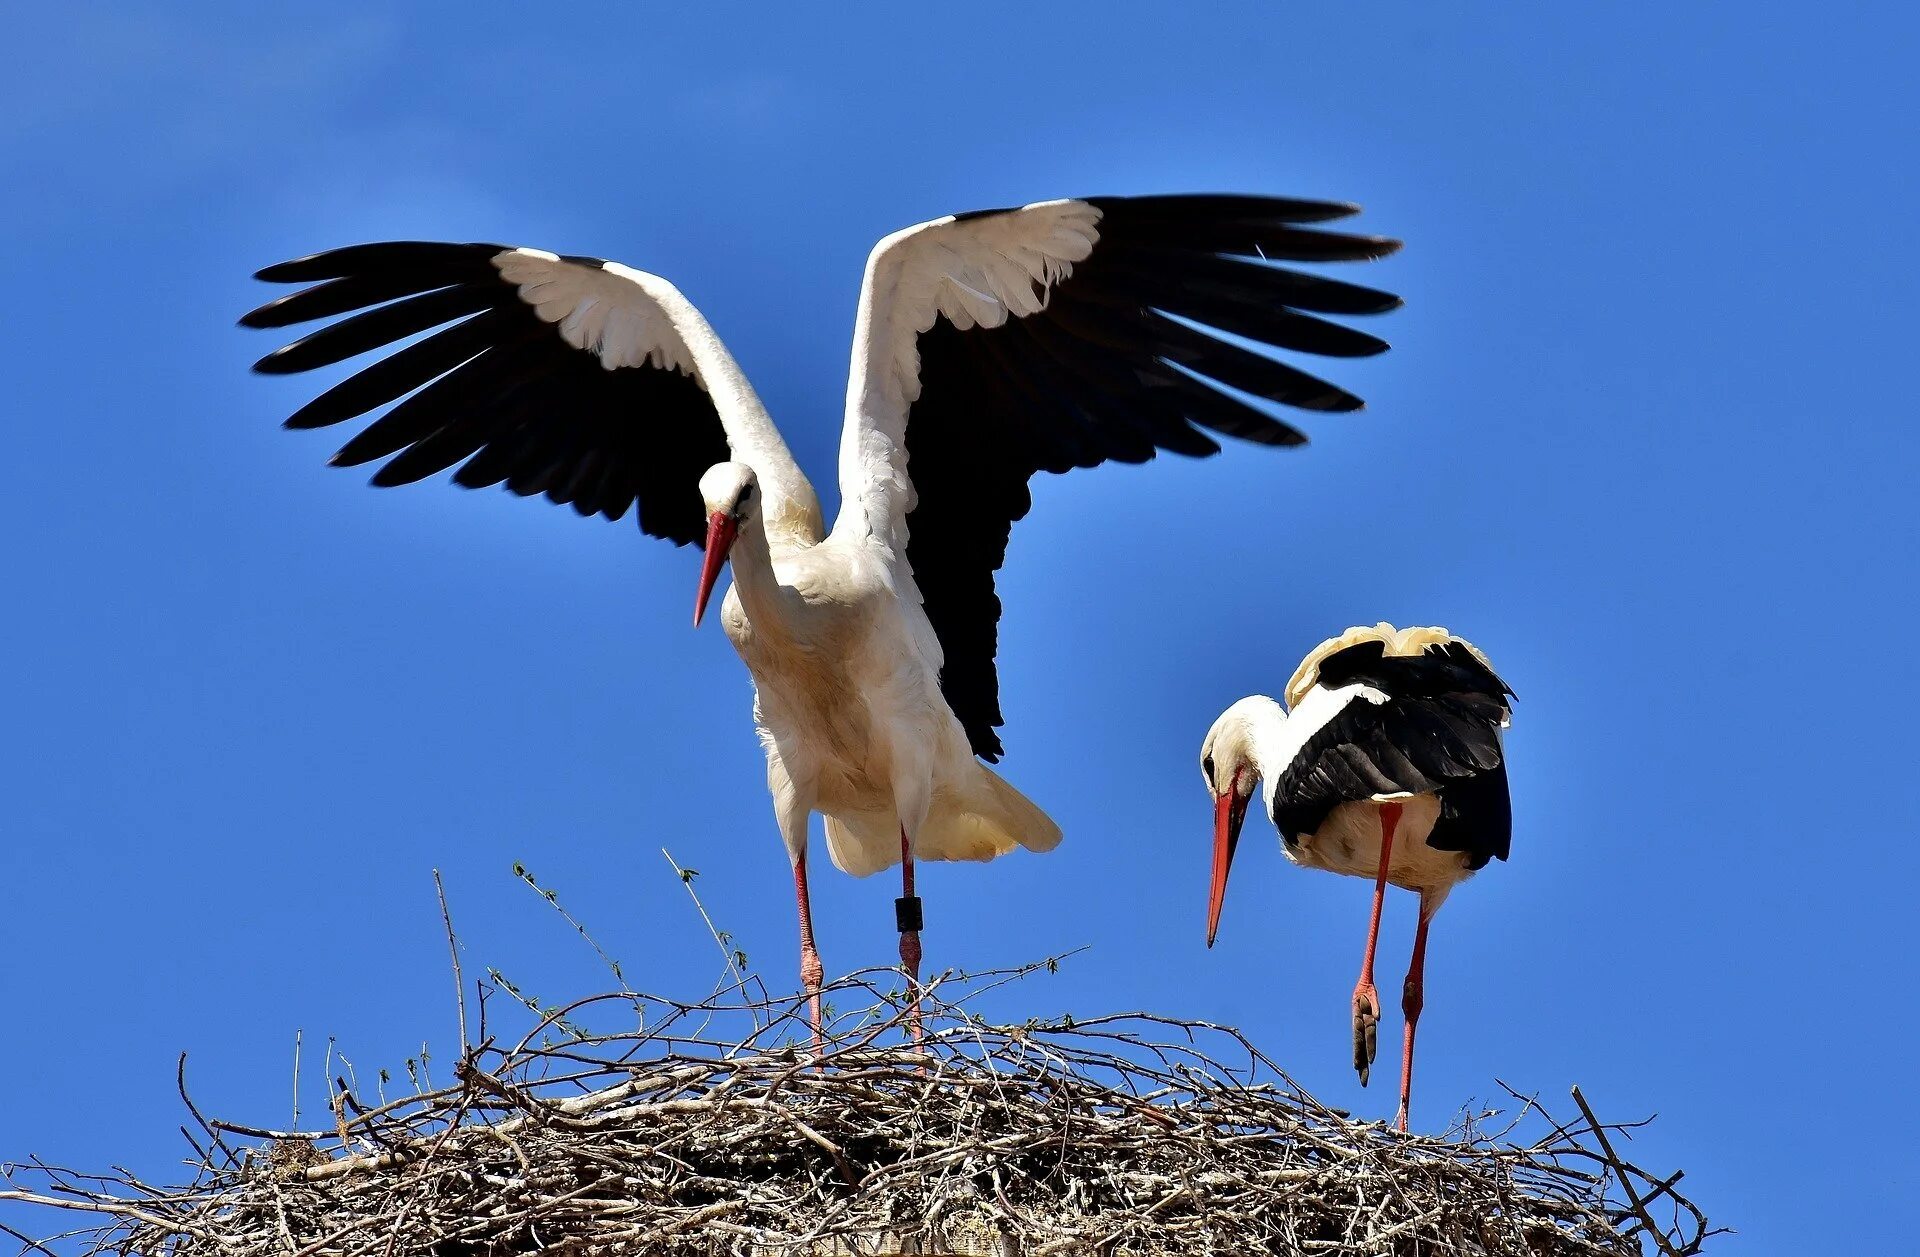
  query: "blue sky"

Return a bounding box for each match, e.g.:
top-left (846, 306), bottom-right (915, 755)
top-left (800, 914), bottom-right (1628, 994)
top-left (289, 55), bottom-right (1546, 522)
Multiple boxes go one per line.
top-left (2, 3), bottom-right (1914, 1251)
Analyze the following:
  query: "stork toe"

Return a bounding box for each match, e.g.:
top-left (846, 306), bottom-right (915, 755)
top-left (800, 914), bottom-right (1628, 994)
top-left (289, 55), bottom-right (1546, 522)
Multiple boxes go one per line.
top-left (1352, 981), bottom-right (1380, 1086)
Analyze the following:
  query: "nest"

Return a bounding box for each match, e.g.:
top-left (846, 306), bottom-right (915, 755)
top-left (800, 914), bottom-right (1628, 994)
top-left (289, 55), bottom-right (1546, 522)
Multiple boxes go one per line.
top-left (2, 965), bottom-right (1711, 1256)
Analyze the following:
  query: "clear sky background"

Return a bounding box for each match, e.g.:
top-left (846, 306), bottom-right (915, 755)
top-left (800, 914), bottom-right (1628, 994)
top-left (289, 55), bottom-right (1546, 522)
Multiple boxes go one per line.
top-left (2, 3), bottom-right (1915, 1251)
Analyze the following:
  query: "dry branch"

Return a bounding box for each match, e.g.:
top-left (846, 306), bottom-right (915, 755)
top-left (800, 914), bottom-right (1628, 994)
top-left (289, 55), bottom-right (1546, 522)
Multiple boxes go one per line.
top-left (1, 964), bottom-right (1713, 1256)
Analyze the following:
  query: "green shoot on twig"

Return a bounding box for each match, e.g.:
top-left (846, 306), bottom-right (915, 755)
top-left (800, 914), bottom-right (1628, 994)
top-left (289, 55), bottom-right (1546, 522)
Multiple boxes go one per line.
top-left (486, 967), bottom-right (591, 1041)
top-left (512, 861), bottom-right (633, 994)
top-left (661, 848), bottom-right (763, 1028)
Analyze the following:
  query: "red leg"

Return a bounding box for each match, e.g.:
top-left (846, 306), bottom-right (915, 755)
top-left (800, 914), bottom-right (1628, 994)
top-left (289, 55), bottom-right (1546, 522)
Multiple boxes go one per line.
top-left (1352, 801), bottom-right (1402, 1087)
top-left (1395, 899), bottom-right (1433, 1132)
top-left (897, 826), bottom-right (924, 1048)
top-left (793, 857), bottom-right (824, 1056)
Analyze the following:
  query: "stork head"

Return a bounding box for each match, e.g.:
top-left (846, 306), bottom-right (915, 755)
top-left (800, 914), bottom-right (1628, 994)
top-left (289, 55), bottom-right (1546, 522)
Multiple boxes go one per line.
top-left (1199, 697), bottom-right (1276, 948)
top-left (693, 461), bottom-right (758, 627)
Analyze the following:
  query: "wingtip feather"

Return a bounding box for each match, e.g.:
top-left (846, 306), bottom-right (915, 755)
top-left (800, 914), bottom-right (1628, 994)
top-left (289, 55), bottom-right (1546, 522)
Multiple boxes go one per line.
top-left (284, 397), bottom-right (345, 430)
top-left (367, 460), bottom-right (421, 488)
top-left (251, 347), bottom-right (299, 374)
top-left (238, 289), bottom-right (333, 329)
top-left (253, 255), bottom-right (331, 284)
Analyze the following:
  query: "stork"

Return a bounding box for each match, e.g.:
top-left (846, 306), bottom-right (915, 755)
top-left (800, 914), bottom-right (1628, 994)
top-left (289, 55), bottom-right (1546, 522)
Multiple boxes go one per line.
top-left (1200, 625), bottom-right (1514, 1130)
top-left (243, 194), bottom-right (1402, 1046)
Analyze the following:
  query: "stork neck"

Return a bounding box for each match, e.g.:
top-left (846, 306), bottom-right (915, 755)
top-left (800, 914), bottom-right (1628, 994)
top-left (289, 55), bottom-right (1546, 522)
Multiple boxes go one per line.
top-left (721, 513), bottom-right (792, 625)
top-left (1235, 696), bottom-right (1291, 786)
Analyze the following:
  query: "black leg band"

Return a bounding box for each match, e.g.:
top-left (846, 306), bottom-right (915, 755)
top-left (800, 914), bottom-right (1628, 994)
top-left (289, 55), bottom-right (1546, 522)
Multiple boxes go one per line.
top-left (895, 895), bottom-right (923, 933)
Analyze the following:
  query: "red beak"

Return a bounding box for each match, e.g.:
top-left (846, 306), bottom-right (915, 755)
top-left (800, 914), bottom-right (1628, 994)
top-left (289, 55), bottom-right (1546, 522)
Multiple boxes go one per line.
top-left (693, 511), bottom-right (738, 627)
top-left (1207, 774), bottom-right (1248, 948)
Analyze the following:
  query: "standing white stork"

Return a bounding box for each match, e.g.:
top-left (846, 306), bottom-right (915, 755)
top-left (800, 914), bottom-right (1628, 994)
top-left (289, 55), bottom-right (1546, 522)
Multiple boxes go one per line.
top-left (243, 194), bottom-right (1402, 1045)
top-left (1200, 625), bottom-right (1514, 1129)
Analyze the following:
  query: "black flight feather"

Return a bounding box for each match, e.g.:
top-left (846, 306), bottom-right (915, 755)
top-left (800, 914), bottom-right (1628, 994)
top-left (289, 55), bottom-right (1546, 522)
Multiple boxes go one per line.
top-left (901, 194), bottom-right (1400, 760)
top-left (245, 244), bottom-right (729, 546)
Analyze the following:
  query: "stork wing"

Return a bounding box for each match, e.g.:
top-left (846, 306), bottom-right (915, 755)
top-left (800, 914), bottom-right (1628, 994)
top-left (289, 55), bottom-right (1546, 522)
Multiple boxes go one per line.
top-left (243, 243), bottom-right (820, 547)
top-left (838, 195), bottom-right (1402, 760)
top-left (1272, 640), bottom-right (1515, 868)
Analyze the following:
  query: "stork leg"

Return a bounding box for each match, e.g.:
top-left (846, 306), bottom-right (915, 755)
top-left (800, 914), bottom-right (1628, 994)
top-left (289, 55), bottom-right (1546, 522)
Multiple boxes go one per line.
top-left (1395, 894), bottom-right (1435, 1132)
top-left (1352, 800), bottom-right (1402, 1088)
top-left (897, 825), bottom-right (925, 1047)
top-left (793, 856), bottom-right (825, 1056)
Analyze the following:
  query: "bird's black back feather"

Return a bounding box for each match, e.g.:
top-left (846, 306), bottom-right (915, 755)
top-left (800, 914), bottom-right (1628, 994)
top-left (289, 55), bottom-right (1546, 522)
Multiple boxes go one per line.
top-left (1271, 640), bottom-right (1514, 867)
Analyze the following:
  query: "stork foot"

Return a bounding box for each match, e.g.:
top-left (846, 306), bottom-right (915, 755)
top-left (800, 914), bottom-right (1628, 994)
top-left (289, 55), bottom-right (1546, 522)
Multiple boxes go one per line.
top-left (1393, 1101), bottom-right (1410, 1133)
top-left (1352, 980), bottom-right (1380, 1086)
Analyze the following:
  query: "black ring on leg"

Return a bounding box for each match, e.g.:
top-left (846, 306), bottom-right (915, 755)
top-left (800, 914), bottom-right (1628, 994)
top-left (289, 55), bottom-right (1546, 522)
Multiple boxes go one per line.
top-left (895, 895), bottom-right (923, 933)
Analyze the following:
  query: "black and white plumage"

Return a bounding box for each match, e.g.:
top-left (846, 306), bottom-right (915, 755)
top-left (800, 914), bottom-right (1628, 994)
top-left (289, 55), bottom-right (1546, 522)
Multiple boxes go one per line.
top-left (244, 194), bottom-right (1402, 1044)
top-left (874, 199), bottom-right (1397, 757)
top-left (1200, 624), bottom-right (1515, 1130)
top-left (1269, 633), bottom-right (1514, 869)
top-left (245, 246), bottom-right (745, 544)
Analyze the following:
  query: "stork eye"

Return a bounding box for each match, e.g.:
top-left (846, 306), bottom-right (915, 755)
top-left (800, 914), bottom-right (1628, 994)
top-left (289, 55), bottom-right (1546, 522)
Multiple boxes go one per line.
top-left (736, 483), bottom-right (755, 509)
top-left (1202, 754), bottom-right (1216, 781)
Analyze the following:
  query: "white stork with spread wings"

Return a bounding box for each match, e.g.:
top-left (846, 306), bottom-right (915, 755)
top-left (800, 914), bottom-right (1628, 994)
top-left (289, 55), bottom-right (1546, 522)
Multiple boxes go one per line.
top-left (244, 194), bottom-right (1401, 1043)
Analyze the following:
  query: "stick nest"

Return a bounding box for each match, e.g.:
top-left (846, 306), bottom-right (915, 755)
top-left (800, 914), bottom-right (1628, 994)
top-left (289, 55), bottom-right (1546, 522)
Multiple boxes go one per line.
top-left (3, 965), bottom-right (1711, 1256)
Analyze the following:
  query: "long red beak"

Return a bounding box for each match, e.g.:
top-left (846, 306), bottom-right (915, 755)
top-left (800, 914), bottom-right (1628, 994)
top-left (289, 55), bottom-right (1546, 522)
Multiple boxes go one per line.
top-left (693, 511), bottom-right (738, 627)
top-left (1207, 779), bottom-right (1248, 948)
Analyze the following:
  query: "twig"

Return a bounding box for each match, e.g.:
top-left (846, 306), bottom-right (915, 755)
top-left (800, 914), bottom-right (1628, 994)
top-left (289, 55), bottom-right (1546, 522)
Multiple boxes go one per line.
top-left (290, 1028), bottom-right (303, 1132)
top-left (1571, 1085), bottom-right (1682, 1257)
top-left (512, 861), bottom-right (632, 995)
top-left (433, 869), bottom-right (470, 1054)
top-left (660, 847), bottom-right (761, 1025)
top-left (176, 1053), bottom-right (237, 1169)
